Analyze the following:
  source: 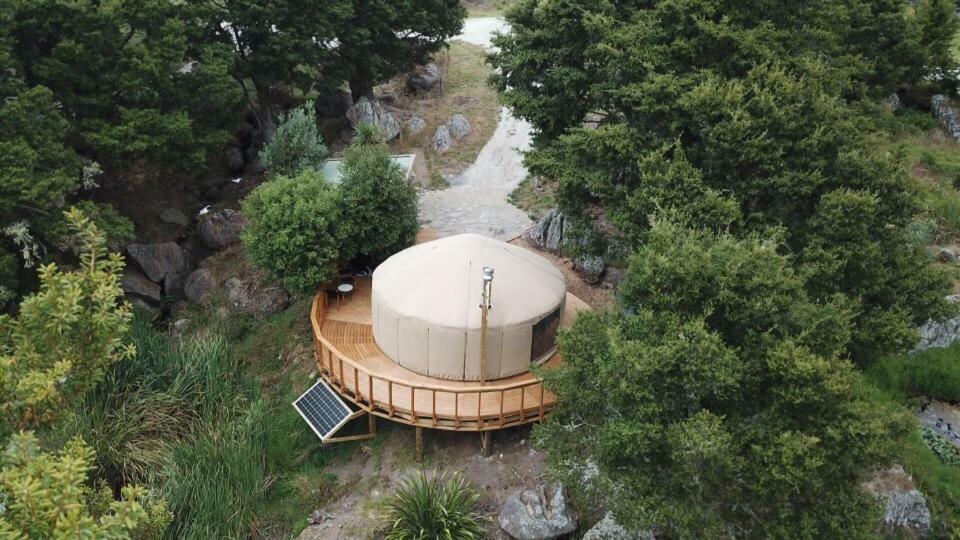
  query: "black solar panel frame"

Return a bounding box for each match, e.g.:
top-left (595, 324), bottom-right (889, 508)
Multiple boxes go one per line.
top-left (293, 379), bottom-right (353, 441)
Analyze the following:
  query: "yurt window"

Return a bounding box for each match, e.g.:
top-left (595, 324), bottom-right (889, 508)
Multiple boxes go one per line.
top-left (530, 304), bottom-right (563, 361)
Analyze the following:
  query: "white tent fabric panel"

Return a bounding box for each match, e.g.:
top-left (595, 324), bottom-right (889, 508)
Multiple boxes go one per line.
top-left (371, 234), bottom-right (566, 381)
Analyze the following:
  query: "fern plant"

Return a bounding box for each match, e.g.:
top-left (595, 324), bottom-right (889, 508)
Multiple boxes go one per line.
top-left (383, 471), bottom-right (486, 540)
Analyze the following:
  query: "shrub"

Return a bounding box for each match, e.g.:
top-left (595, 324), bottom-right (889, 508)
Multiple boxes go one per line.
top-left (338, 137), bottom-right (418, 263)
top-left (383, 471), bottom-right (485, 540)
top-left (258, 103), bottom-right (328, 177)
top-left (916, 0), bottom-right (959, 71)
top-left (242, 169), bottom-right (342, 293)
top-left (921, 427), bottom-right (960, 467)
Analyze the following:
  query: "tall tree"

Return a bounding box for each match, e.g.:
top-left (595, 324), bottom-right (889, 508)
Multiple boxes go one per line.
top-left (494, 2), bottom-right (950, 362)
top-left (538, 221), bottom-right (907, 537)
top-left (332, 0), bottom-right (466, 100)
top-left (6, 0), bottom-right (243, 172)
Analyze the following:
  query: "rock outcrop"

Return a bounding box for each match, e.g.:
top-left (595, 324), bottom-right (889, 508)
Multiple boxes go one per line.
top-left (407, 116), bottom-right (426, 135)
top-left (126, 242), bottom-right (189, 284)
top-left (526, 209), bottom-right (565, 254)
top-left (864, 464), bottom-right (932, 538)
top-left (224, 276), bottom-right (289, 319)
top-left (914, 295), bottom-right (960, 352)
top-left (121, 267), bottom-right (162, 303)
top-left (499, 484), bottom-right (577, 540)
top-left (184, 268), bottom-right (216, 305)
top-left (446, 113), bottom-right (471, 140)
top-left (932, 95), bottom-right (960, 143)
top-left (583, 512), bottom-right (653, 540)
top-left (406, 63), bottom-right (441, 93)
top-left (433, 124), bottom-right (452, 153)
top-left (346, 97), bottom-right (401, 141)
top-left (198, 209), bottom-right (248, 250)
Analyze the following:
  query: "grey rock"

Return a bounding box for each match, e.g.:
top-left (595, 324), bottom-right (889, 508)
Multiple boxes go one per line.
top-left (164, 270), bottom-right (189, 298)
top-left (583, 513), bottom-right (653, 540)
top-left (406, 63), bottom-right (441, 93)
top-left (445, 113), bottom-right (471, 140)
top-left (315, 88), bottom-right (353, 118)
top-left (885, 92), bottom-right (903, 112)
top-left (882, 490), bottom-right (931, 537)
top-left (433, 124), bottom-right (452, 153)
top-left (407, 115), bottom-right (426, 135)
top-left (197, 209), bottom-right (248, 250)
top-left (127, 242), bottom-right (188, 283)
top-left (224, 277), bottom-right (289, 319)
top-left (574, 255), bottom-right (605, 283)
top-left (224, 146), bottom-right (246, 174)
top-left (498, 484), bottom-right (577, 540)
top-left (932, 94), bottom-right (960, 143)
top-left (121, 267), bottom-right (161, 303)
top-left (914, 295), bottom-right (960, 352)
top-left (346, 97), bottom-right (401, 141)
top-left (159, 208), bottom-right (190, 228)
top-left (525, 209), bottom-right (565, 254)
top-left (917, 399), bottom-right (960, 449)
top-left (184, 268), bottom-right (216, 305)
top-left (937, 247), bottom-right (957, 263)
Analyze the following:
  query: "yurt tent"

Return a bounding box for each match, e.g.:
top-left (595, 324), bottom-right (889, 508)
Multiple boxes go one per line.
top-left (371, 234), bottom-right (566, 381)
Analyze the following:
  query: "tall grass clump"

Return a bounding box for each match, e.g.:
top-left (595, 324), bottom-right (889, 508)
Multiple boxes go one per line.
top-left (922, 182), bottom-right (960, 242)
top-left (867, 343), bottom-right (960, 403)
top-left (383, 471), bottom-right (485, 540)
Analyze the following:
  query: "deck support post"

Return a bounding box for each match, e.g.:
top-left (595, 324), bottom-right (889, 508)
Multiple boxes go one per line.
top-left (369, 413), bottom-right (377, 436)
top-left (415, 426), bottom-right (424, 462)
top-left (480, 431), bottom-right (492, 457)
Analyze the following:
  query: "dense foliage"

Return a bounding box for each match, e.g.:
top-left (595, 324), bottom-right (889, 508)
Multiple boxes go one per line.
top-left (538, 221), bottom-right (908, 537)
top-left (242, 170), bottom-right (342, 294)
top-left (337, 133), bottom-right (419, 263)
top-left (258, 103), bottom-right (328, 177)
top-left (383, 471), bottom-right (485, 540)
top-left (494, 0), bottom-right (952, 363)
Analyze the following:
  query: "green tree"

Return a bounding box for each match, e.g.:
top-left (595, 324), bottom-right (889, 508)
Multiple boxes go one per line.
top-left (0, 208), bottom-right (134, 434)
top-left (538, 221), bottom-right (907, 537)
top-left (337, 131), bottom-right (418, 263)
top-left (241, 170), bottom-right (342, 293)
top-left (6, 0), bottom-right (243, 171)
top-left (258, 103), bottom-right (328, 177)
top-left (332, 0), bottom-right (466, 99)
top-left (916, 0), bottom-right (960, 70)
top-left (496, 4), bottom-right (951, 361)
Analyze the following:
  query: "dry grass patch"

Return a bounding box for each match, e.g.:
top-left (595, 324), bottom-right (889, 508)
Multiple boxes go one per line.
top-left (380, 40), bottom-right (500, 182)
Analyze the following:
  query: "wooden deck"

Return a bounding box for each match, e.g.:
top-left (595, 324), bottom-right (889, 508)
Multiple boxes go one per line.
top-left (311, 278), bottom-right (589, 431)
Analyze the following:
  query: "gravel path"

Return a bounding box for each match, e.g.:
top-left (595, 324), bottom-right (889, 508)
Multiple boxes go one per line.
top-left (418, 18), bottom-right (534, 241)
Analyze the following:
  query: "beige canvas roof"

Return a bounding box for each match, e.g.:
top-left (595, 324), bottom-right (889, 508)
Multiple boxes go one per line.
top-left (371, 234), bottom-right (566, 381)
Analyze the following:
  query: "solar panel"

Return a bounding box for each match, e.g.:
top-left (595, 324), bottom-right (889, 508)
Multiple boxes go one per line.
top-left (293, 380), bottom-right (353, 441)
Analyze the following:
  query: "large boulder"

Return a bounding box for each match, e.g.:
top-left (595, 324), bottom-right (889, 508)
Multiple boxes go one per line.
top-left (932, 95), bottom-right (960, 143)
top-left (914, 295), bottom-right (960, 352)
top-left (526, 209), bottom-right (565, 254)
top-left (407, 115), bottom-right (426, 135)
top-left (498, 484), bottom-right (577, 540)
top-left (446, 113), bottom-right (471, 140)
top-left (315, 87), bottom-right (353, 118)
top-left (433, 124), bottom-right (452, 153)
top-left (864, 465), bottom-right (932, 538)
top-left (126, 242), bottom-right (188, 283)
top-left (121, 267), bottom-right (161, 303)
top-left (406, 63), bottom-right (441, 93)
top-left (197, 209), bottom-right (248, 250)
top-left (159, 207), bottom-right (190, 228)
top-left (184, 268), bottom-right (216, 305)
top-left (224, 146), bottom-right (246, 174)
top-left (346, 97), bottom-right (401, 141)
top-left (583, 513), bottom-right (653, 540)
top-left (224, 276), bottom-right (289, 319)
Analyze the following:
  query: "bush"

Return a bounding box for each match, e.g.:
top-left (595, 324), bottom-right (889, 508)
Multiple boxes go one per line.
top-left (258, 103), bottom-right (328, 177)
top-left (338, 137), bottom-right (418, 263)
top-left (382, 471), bottom-right (485, 540)
top-left (242, 169), bottom-right (342, 293)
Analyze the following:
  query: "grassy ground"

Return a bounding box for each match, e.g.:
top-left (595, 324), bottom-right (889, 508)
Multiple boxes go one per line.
top-left (462, 0), bottom-right (514, 17)
top-left (509, 177), bottom-right (557, 220)
top-left (865, 344), bottom-right (960, 533)
top-left (383, 40), bottom-right (501, 185)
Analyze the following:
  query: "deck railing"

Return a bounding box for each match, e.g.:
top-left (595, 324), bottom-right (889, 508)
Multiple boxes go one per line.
top-left (310, 292), bottom-right (554, 431)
